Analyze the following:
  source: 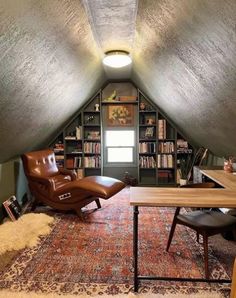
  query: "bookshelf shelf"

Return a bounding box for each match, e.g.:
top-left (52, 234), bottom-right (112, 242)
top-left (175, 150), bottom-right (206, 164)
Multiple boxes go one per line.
top-left (66, 152), bottom-right (83, 155)
top-left (102, 100), bottom-right (138, 104)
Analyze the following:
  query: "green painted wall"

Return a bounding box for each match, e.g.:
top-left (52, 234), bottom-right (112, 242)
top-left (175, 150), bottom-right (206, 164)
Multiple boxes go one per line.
top-left (0, 158), bottom-right (28, 222)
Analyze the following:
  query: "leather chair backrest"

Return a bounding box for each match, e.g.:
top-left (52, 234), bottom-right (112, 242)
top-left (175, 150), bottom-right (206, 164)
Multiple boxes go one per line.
top-left (22, 149), bottom-right (59, 178)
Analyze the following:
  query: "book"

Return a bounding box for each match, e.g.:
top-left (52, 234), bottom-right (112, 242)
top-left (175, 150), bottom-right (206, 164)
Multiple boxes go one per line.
top-left (3, 196), bottom-right (22, 221)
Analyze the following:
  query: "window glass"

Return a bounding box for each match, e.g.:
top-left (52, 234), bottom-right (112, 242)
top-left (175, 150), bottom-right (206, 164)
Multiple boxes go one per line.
top-left (106, 130), bottom-right (134, 146)
top-left (108, 148), bottom-right (133, 162)
top-left (105, 130), bottom-right (135, 163)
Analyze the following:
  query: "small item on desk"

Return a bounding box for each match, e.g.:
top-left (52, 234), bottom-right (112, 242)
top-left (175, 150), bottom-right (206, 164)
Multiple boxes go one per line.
top-left (224, 157), bottom-right (233, 173)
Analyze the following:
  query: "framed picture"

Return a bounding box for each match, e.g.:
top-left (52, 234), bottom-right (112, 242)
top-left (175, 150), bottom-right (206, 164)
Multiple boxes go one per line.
top-left (107, 104), bottom-right (134, 127)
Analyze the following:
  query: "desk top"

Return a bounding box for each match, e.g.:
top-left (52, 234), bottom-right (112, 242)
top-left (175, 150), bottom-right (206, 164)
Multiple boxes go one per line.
top-left (130, 169), bottom-right (236, 208)
top-left (200, 169), bottom-right (236, 190)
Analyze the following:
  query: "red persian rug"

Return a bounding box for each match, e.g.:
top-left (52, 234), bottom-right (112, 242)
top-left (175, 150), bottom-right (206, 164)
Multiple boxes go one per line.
top-left (0, 187), bottom-right (232, 296)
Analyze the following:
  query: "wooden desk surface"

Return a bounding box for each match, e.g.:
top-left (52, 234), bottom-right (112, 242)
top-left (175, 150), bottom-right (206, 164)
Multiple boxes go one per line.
top-left (130, 170), bottom-right (236, 208)
top-left (200, 169), bottom-right (236, 190)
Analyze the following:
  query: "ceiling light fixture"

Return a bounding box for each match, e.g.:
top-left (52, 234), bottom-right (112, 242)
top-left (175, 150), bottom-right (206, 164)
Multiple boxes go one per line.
top-left (102, 50), bottom-right (132, 68)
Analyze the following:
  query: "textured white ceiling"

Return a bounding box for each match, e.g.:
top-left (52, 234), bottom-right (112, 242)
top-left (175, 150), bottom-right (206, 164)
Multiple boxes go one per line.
top-left (0, 0), bottom-right (236, 162)
top-left (82, 0), bottom-right (138, 79)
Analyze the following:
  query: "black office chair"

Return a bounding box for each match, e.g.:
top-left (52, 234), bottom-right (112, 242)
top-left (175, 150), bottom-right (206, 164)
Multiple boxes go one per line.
top-left (166, 182), bottom-right (236, 279)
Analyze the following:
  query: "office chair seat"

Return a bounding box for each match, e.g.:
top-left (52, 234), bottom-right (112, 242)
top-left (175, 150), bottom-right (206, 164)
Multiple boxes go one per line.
top-left (178, 210), bottom-right (236, 229)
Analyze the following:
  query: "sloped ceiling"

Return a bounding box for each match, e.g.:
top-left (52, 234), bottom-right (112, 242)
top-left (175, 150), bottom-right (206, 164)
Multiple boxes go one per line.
top-left (0, 0), bottom-right (236, 163)
top-left (132, 0), bottom-right (236, 158)
top-left (0, 0), bottom-right (105, 162)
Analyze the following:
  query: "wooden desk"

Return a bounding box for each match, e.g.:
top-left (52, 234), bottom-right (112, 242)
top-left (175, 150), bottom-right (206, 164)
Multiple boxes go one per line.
top-left (200, 169), bottom-right (236, 190)
top-left (130, 170), bottom-right (236, 292)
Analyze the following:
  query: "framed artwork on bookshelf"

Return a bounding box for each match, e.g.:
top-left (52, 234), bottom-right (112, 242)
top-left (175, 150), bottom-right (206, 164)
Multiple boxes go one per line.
top-left (107, 104), bottom-right (134, 127)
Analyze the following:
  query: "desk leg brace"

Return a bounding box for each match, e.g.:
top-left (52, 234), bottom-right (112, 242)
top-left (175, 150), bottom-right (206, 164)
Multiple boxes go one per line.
top-left (133, 206), bottom-right (139, 292)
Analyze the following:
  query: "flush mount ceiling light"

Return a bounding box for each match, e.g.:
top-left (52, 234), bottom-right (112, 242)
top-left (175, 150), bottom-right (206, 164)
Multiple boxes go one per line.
top-left (102, 50), bottom-right (132, 68)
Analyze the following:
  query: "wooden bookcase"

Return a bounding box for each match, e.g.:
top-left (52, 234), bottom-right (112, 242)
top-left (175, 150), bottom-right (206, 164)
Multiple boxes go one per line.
top-left (138, 91), bottom-right (176, 186)
top-left (50, 92), bottom-right (102, 179)
top-left (83, 93), bottom-right (102, 177)
top-left (49, 81), bottom-right (194, 184)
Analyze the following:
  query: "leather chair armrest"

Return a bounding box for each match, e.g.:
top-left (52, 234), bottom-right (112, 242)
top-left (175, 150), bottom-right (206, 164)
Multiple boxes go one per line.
top-left (58, 168), bottom-right (77, 180)
top-left (28, 174), bottom-right (55, 190)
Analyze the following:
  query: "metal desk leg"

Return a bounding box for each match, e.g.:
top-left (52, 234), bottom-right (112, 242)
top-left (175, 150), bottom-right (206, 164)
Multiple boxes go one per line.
top-left (133, 205), bottom-right (139, 292)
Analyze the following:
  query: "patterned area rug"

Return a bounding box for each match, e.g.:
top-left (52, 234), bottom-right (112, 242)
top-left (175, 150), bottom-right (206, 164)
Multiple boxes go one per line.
top-left (0, 187), bottom-right (233, 297)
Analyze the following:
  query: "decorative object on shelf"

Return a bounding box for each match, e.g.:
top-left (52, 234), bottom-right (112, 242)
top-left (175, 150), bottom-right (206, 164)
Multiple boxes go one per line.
top-left (146, 118), bottom-right (155, 125)
top-left (85, 115), bottom-right (94, 124)
top-left (102, 50), bottom-right (132, 68)
top-left (145, 126), bottom-right (154, 138)
top-left (140, 102), bottom-right (146, 110)
top-left (94, 104), bottom-right (100, 112)
top-left (107, 104), bottom-right (134, 127)
top-left (104, 90), bottom-right (117, 101)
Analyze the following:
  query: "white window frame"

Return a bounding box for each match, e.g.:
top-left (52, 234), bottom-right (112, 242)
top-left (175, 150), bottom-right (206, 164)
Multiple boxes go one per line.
top-left (105, 130), bottom-right (136, 165)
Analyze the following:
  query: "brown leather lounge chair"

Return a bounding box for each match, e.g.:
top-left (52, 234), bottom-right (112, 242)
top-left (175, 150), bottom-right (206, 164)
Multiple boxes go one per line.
top-left (21, 149), bottom-right (125, 218)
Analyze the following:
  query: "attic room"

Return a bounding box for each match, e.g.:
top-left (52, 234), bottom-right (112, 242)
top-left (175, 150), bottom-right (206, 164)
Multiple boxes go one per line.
top-left (0, 0), bottom-right (236, 297)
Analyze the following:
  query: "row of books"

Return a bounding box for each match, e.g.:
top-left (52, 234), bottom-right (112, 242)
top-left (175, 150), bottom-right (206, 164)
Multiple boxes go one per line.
top-left (66, 157), bottom-right (82, 168)
top-left (84, 142), bottom-right (101, 154)
top-left (55, 155), bottom-right (64, 167)
top-left (158, 141), bottom-right (175, 153)
top-left (54, 142), bottom-right (64, 153)
top-left (139, 156), bottom-right (156, 168)
top-left (139, 142), bottom-right (156, 153)
top-left (158, 170), bottom-right (174, 183)
top-left (84, 156), bottom-right (101, 168)
top-left (157, 154), bottom-right (174, 168)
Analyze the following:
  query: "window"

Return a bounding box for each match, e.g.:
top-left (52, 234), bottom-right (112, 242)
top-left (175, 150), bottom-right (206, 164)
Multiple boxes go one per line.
top-left (106, 130), bottom-right (135, 163)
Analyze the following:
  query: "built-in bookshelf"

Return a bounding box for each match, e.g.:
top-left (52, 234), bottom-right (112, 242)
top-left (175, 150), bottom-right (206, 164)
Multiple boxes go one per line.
top-left (49, 81), bottom-right (194, 185)
top-left (138, 93), bottom-right (158, 185)
top-left (49, 92), bottom-right (102, 179)
top-left (83, 93), bottom-right (102, 177)
top-left (138, 91), bottom-right (178, 186)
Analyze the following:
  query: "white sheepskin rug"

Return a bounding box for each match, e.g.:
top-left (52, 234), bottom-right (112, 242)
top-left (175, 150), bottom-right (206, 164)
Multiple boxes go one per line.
top-left (0, 291), bottom-right (224, 298)
top-left (0, 213), bottom-right (54, 254)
